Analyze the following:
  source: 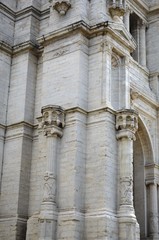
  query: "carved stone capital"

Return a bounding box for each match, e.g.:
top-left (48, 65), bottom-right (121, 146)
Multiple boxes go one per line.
top-left (125, 4), bottom-right (133, 14)
top-left (109, 0), bottom-right (126, 22)
top-left (52, 0), bottom-right (71, 15)
top-left (116, 109), bottom-right (138, 138)
top-left (44, 125), bottom-right (63, 138)
top-left (145, 179), bottom-right (156, 186)
top-left (38, 105), bottom-right (65, 137)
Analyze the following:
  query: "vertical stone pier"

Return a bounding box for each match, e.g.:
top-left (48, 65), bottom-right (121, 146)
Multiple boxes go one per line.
top-left (123, 6), bottom-right (131, 31)
top-left (38, 105), bottom-right (65, 240)
top-left (146, 180), bottom-right (159, 239)
top-left (116, 109), bottom-right (140, 240)
top-left (139, 21), bottom-right (147, 67)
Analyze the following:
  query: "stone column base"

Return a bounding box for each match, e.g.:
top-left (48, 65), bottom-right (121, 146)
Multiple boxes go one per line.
top-left (148, 235), bottom-right (159, 240)
top-left (118, 216), bottom-right (140, 240)
top-left (39, 202), bottom-right (57, 240)
top-left (26, 212), bottom-right (39, 240)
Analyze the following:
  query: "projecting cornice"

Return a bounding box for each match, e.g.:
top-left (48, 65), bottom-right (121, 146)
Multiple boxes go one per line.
top-left (0, 40), bottom-right (40, 56)
top-left (37, 20), bottom-right (136, 53)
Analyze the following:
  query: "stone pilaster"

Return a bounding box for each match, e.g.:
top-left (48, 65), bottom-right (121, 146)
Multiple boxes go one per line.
top-left (139, 21), bottom-right (147, 67)
top-left (116, 109), bottom-right (140, 240)
top-left (38, 105), bottom-right (65, 240)
top-left (146, 180), bottom-right (159, 239)
top-left (101, 41), bottom-right (112, 106)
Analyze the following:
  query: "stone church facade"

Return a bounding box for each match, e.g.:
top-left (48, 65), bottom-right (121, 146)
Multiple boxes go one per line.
top-left (0, 0), bottom-right (159, 239)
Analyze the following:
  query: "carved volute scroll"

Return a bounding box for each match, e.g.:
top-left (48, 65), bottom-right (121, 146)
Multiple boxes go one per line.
top-left (52, 0), bottom-right (71, 15)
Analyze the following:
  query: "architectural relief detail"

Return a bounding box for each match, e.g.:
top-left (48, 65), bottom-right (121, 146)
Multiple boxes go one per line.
top-left (130, 89), bottom-right (139, 109)
top-left (52, 0), bottom-right (71, 15)
top-left (116, 109), bottom-right (139, 239)
top-left (53, 49), bottom-right (69, 58)
top-left (120, 177), bottom-right (133, 205)
top-left (109, 0), bottom-right (126, 22)
top-left (41, 105), bottom-right (65, 129)
top-left (43, 171), bottom-right (56, 202)
top-left (38, 105), bottom-right (66, 239)
top-left (116, 109), bottom-right (138, 138)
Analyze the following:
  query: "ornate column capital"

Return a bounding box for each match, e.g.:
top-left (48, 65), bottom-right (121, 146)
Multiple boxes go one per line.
top-left (38, 105), bottom-right (65, 138)
top-left (116, 109), bottom-right (138, 140)
top-left (140, 20), bottom-right (148, 29)
top-left (109, 0), bottom-right (126, 22)
top-left (145, 179), bottom-right (157, 186)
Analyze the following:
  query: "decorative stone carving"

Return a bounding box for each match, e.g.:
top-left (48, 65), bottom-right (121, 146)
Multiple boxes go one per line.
top-left (43, 171), bottom-right (56, 202)
top-left (116, 109), bottom-right (139, 239)
top-left (109, 0), bottom-right (126, 23)
top-left (130, 89), bottom-right (139, 109)
top-left (52, 0), bottom-right (71, 15)
top-left (116, 109), bottom-right (138, 139)
top-left (38, 105), bottom-right (66, 240)
top-left (41, 105), bottom-right (65, 129)
top-left (120, 177), bottom-right (133, 205)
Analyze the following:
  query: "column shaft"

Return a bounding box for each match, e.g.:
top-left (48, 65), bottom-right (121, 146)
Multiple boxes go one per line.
top-left (139, 22), bottom-right (146, 67)
top-left (116, 110), bottom-right (139, 240)
top-left (124, 9), bottom-right (130, 31)
top-left (105, 44), bottom-right (112, 106)
top-left (149, 183), bottom-right (158, 238)
top-left (38, 105), bottom-right (65, 240)
top-left (47, 135), bottom-right (57, 174)
top-left (118, 134), bottom-right (134, 215)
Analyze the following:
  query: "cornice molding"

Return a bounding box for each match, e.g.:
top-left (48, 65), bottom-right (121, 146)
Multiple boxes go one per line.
top-left (0, 2), bottom-right (50, 21)
top-left (0, 41), bottom-right (12, 54)
top-left (37, 20), bottom-right (136, 52)
top-left (0, 3), bottom-right (15, 19)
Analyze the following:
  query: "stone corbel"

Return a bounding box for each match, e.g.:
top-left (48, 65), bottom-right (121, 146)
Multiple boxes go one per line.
top-left (130, 88), bottom-right (139, 109)
top-left (52, 0), bottom-right (71, 15)
top-left (109, 0), bottom-right (126, 23)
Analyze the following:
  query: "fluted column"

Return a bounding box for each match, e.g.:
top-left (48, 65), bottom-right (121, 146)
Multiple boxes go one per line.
top-left (38, 105), bottom-right (65, 240)
top-left (139, 21), bottom-right (147, 67)
top-left (116, 109), bottom-right (140, 240)
top-left (146, 180), bottom-right (159, 239)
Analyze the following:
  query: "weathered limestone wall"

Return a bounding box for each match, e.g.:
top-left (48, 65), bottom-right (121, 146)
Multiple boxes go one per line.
top-left (0, 4), bottom-right (15, 45)
top-left (0, 0), bottom-right (159, 240)
top-left (147, 22), bottom-right (159, 73)
top-left (0, 49), bottom-right (37, 238)
top-left (85, 111), bottom-right (118, 239)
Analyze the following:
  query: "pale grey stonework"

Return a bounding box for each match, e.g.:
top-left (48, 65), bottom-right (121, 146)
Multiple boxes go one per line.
top-left (0, 0), bottom-right (159, 239)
